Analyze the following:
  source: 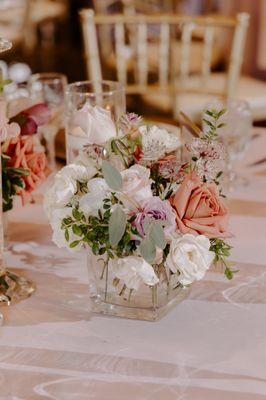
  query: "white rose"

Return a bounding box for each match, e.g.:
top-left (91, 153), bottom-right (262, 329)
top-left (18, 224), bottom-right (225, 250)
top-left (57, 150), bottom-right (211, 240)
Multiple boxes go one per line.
top-left (60, 164), bottom-right (95, 182)
top-left (72, 104), bottom-right (117, 144)
top-left (166, 234), bottom-right (215, 285)
top-left (50, 207), bottom-right (82, 251)
top-left (120, 164), bottom-right (152, 208)
top-left (44, 163), bottom-right (95, 218)
top-left (110, 256), bottom-right (159, 290)
top-left (74, 151), bottom-right (98, 174)
top-left (79, 178), bottom-right (109, 216)
top-left (140, 125), bottom-right (180, 162)
top-left (44, 174), bottom-right (76, 218)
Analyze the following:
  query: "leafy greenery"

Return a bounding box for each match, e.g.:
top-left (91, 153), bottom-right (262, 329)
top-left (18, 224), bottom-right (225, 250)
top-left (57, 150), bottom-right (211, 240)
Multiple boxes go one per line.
top-left (202, 108), bottom-right (226, 142)
top-left (1, 154), bottom-right (29, 212)
top-left (102, 160), bottom-right (123, 191)
top-left (61, 195), bottom-right (138, 259)
top-left (210, 238), bottom-right (238, 280)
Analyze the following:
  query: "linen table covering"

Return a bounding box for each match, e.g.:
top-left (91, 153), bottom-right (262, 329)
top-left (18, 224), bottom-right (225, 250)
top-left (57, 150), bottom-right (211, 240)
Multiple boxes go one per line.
top-left (1, 129), bottom-right (266, 400)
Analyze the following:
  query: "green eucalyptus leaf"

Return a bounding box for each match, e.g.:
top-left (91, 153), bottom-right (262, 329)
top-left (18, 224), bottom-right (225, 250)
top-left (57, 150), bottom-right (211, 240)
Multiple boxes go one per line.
top-left (140, 236), bottom-right (156, 264)
top-left (150, 222), bottom-right (166, 249)
top-left (102, 160), bottom-right (123, 191)
top-left (69, 240), bottom-right (80, 248)
top-left (108, 206), bottom-right (127, 246)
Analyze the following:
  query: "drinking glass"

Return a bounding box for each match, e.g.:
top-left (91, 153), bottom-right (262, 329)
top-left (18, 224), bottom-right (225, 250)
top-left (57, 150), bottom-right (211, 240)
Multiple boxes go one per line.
top-left (28, 72), bottom-right (68, 170)
top-left (65, 80), bottom-right (126, 163)
top-left (203, 99), bottom-right (253, 191)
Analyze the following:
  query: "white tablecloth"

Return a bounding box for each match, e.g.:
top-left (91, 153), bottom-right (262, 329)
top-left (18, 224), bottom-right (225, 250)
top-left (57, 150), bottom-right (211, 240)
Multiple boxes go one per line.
top-left (1, 129), bottom-right (266, 400)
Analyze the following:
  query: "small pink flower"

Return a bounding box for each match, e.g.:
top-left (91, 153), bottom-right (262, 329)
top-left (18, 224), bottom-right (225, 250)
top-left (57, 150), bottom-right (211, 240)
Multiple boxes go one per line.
top-left (0, 100), bottom-right (20, 140)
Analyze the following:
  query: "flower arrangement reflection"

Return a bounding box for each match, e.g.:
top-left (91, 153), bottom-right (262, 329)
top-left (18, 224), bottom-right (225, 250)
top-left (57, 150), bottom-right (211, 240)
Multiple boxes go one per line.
top-left (1, 99), bottom-right (50, 211)
top-left (45, 108), bottom-right (235, 304)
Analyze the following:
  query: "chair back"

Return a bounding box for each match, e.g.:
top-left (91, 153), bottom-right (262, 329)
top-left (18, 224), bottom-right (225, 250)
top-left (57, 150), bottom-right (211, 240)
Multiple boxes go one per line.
top-left (80, 10), bottom-right (249, 118)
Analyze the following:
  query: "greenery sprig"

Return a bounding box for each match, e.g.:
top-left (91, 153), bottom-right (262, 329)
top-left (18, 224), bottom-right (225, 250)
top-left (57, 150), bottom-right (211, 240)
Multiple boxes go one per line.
top-left (202, 108), bottom-right (226, 142)
top-left (210, 238), bottom-right (238, 280)
top-left (2, 154), bottom-right (30, 212)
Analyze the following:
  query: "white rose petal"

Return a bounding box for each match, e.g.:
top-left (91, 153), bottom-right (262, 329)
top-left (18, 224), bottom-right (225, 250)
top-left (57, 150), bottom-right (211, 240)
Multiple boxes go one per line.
top-left (60, 163), bottom-right (95, 182)
top-left (110, 256), bottom-right (159, 291)
top-left (166, 234), bottom-right (215, 285)
top-left (72, 104), bottom-right (117, 144)
top-left (50, 207), bottom-right (82, 252)
top-left (120, 164), bottom-right (152, 208)
top-left (44, 163), bottom-right (97, 219)
top-left (74, 151), bottom-right (98, 175)
top-left (79, 178), bottom-right (109, 216)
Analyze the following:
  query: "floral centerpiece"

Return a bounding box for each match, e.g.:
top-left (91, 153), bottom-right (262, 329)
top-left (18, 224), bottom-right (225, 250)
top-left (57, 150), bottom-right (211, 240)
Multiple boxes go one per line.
top-left (1, 99), bottom-right (50, 212)
top-left (45, 109), bottom-right (235, 321)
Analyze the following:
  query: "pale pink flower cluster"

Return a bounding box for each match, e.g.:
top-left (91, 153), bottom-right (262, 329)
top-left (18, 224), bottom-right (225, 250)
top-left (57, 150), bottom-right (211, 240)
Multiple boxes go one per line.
top-left (157, 156), bottom-right (183, 182)
top-left (186, 138), bottom-right (224, 160)
top-left (119, 112), bottom-right (142, 134)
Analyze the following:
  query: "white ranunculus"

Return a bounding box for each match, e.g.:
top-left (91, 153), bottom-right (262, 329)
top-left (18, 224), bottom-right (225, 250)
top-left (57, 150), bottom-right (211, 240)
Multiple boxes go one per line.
top-left (120, 164), bottom-right (152, 208)
top-left (79, 178), bottom-right (109, 216)
top-left (140, 125), bottom-right (181, 162)
top-left (50, 207), bottom-right (82, 251)
top-left (72, 104), bottom-right (117, 144)
top-left (110, 256), bottom-right (159, 290)
top-left (166, 234), bottom-right (215, 285)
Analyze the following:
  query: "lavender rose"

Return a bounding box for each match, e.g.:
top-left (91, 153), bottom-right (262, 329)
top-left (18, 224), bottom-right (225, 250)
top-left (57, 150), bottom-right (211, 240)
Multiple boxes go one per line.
top-left (132, 197), bottom-right (177, 238)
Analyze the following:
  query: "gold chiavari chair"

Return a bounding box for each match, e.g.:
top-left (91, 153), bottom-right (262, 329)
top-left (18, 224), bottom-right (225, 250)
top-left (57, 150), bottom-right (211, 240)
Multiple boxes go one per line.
top-left (80, 10), bottom-right (251, 122)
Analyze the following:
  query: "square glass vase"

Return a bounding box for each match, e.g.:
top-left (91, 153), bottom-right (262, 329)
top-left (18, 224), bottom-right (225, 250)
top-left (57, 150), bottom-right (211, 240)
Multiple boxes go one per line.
top-left (87, 252), bottom-right (190, 321)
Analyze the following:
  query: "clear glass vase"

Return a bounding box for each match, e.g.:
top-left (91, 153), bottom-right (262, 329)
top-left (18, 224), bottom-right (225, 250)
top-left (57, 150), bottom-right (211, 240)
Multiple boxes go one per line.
top-left (65, 80), bottom-right (126, 163)
top-left (87, 252), bottom-right (190, 321)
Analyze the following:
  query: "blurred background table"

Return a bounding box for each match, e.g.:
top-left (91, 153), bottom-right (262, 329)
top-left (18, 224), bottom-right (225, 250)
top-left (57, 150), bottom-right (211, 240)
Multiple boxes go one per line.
top-left (0, 128), bottom-right (266, 399)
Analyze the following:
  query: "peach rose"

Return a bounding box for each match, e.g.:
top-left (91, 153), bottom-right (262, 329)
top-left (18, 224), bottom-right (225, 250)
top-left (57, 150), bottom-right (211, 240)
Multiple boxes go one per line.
top-left (5, 135), bottom-right (48, 204)
top-left (171, 171), bottom-right (230, 238)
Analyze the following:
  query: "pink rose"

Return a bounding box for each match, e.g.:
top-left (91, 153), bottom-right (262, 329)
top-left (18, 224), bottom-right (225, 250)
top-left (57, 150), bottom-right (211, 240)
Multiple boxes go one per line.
top-left (171, 171), bottom-right (230, 238)
top-left (5, 135), bottom-right (48, 204)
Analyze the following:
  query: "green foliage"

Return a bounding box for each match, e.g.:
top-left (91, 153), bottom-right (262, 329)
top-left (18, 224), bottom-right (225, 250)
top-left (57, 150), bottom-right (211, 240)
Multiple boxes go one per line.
top-left (61, 196), bottom-right (138, 260)
top-left (102, 160), bottom-right (123, 191)
top-left (108, 206), bottom-right (127, 246)
top-left (0, 79), bottom-right (12, 93)
top-left (139, 220), bottom-right (166, 263)
top-left (1, 154), bottom-right (29, 212)
top-left (202, 108), bottom-right (226, 142)
top-left (210, 238), bottom-right (238, 280)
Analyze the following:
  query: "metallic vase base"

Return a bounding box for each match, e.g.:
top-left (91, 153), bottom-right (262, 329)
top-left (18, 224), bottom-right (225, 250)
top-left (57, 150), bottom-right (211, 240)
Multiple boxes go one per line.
top-left (0, 270), bottom-right (35, 305)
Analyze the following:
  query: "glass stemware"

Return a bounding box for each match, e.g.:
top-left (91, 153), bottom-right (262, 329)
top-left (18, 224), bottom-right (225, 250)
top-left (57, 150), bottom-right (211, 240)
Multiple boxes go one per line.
top-left (203, 99), bottom-right (253, 191)
top-left (65, 80), bottom-right (126, 163)
top-left (28, 72), bottom-right (68, 171)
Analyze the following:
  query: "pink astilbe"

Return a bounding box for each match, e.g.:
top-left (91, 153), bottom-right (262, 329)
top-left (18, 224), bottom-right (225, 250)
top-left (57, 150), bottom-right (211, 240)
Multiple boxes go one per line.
top-left (156, 155), bottom-right (184, 182)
